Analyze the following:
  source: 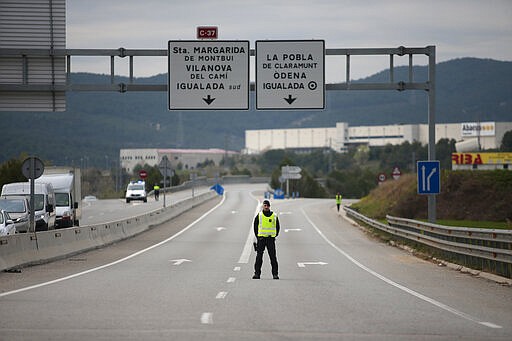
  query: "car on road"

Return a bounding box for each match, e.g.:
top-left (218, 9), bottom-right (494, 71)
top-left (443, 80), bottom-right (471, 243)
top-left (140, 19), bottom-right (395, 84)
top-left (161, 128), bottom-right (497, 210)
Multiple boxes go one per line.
top-left (0, 209), bottom-right (16, 236)
top-left (82, 195), bottom-right (97, 202)
top-left (0, 196), bottom-right (30, 233)
top-left (125, 180), bottom-right (147, 203)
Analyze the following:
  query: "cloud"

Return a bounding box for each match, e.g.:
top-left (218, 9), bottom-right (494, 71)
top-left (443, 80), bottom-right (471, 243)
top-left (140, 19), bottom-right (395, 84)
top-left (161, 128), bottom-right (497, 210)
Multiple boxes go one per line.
top-left (67, 0), bottom-right (512, 80)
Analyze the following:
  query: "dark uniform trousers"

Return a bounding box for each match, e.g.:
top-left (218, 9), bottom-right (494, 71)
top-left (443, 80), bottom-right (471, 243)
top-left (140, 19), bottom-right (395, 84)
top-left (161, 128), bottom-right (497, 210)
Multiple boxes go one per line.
top-left (254, 236), bottom-right (278, 276)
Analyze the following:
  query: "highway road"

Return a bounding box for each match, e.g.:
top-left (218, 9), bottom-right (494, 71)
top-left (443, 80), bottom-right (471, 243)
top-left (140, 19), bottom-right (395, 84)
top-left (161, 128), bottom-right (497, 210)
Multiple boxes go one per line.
top-left (0, 184), bottom-right (511, 340)
top-left (80, 186), bottom-right (212, 226)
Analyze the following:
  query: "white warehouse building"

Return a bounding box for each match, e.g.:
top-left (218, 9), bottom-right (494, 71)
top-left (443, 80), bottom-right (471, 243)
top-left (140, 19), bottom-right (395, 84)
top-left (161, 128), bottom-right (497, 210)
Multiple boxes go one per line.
top-left (120, 148), bottom-right (238, 173)
top-left (244, 121), bottom-right (512, 154)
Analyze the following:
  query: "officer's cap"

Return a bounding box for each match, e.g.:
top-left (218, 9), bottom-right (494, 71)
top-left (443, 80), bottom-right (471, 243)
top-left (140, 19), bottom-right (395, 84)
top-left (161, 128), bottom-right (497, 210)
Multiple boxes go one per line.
top-left (262, 200), bottom-right (270, 206)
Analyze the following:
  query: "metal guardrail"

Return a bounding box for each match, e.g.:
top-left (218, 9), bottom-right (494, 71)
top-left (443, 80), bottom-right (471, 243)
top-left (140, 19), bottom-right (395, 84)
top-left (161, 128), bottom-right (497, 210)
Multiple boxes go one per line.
top-left (343, 206), bottom-right (512, 279)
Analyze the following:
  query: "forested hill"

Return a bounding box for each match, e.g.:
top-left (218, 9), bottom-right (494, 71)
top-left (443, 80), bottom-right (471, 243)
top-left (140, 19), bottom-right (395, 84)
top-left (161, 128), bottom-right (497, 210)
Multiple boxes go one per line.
top-left (1, 57), bottom-right (511, 167)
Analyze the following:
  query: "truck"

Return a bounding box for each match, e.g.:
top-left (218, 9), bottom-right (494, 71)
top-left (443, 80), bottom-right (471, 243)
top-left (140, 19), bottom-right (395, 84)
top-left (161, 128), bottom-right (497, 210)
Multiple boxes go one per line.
top-left (35, 167), bottom-right (81, 228)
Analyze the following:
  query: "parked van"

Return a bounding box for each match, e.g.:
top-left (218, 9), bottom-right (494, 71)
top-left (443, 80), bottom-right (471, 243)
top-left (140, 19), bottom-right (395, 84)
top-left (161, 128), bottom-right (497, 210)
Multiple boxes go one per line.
top-left (36, 168), bottom-right (81, 228)
top-left (1, 182), bottom-right (56, 231)
top-left (0, 195), bottom-right (30, 233)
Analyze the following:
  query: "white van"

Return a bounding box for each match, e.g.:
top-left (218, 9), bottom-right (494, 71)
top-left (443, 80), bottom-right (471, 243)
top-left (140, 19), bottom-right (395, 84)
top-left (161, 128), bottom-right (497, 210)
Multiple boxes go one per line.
top-left (1, 182), bottom-right (56, 231)
top-left (0, 195), bottom-right (30, 233)
top-left (125, 180), bottom-right (147, 203)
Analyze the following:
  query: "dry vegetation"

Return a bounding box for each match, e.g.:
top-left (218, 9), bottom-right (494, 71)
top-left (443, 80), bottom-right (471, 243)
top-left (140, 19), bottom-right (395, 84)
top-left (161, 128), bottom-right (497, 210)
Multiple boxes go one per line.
top-left (352, 171), bottom-right (512, 225)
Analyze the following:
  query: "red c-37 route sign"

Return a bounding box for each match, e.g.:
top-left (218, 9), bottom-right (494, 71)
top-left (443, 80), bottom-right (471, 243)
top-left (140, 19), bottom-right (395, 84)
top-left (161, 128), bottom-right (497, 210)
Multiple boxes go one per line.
top-left (197, 26), bottom-right (218, 40)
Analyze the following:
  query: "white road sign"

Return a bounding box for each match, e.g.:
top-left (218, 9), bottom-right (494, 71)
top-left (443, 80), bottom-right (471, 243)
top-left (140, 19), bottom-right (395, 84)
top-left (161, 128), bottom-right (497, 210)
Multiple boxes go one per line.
top-left (256, 40), bottom-right (325, 110)
top-left (168, 40), bottom-right (249, 110)
top-left (281, 165), bottom-right (302, 180)
top-left (282, 173), bottom-right (302, 180)
top-left (282, 166), bottom-right (301, 173)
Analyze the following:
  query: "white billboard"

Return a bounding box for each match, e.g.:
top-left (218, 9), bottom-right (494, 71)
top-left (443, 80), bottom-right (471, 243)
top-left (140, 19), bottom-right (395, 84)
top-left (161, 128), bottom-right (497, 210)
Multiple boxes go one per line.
top-left (461, 121), bottom-right (495, 137)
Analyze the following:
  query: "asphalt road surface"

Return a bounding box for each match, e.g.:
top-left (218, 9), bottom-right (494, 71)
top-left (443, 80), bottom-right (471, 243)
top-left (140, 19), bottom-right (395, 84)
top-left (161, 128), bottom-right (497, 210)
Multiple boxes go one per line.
top-left (1, 184), bottom-right (511, 340)
top-left (80, 186), bottom-right (212, 226)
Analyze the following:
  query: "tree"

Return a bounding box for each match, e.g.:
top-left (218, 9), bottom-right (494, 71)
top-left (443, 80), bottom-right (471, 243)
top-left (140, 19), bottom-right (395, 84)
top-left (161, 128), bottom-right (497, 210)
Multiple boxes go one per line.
top-left (326, 167), bottom-right (377, 198)
top-left (436, 138), bottom-right (457, 169)
top-left (501, 130), bottom-right (512, 151)
top-left (354, 145), bottom-right (370, 165)
top-left (0, 154), bottom-right (30, 189)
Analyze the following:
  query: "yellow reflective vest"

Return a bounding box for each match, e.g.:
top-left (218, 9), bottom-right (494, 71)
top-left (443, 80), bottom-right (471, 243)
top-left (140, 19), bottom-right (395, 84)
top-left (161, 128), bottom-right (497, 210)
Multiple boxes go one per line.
top-left (336, 194), bottom-right (342, 204)
top-left (258, 212), bottom-right (277, 237)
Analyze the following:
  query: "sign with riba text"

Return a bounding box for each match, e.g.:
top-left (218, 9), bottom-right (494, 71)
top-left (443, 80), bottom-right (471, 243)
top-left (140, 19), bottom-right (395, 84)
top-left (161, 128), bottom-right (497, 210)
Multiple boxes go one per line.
top-left (256, 40), bottom-right (325, 110)
top-left (168, 40), bottom-right (249, 110)
top-left (451, 152), bottom-right (512, 165)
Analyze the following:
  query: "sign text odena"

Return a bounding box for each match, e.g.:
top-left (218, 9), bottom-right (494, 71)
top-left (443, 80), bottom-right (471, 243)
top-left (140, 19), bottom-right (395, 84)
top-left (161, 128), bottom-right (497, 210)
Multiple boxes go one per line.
top-left (256, 40), bottom-right (325, 110)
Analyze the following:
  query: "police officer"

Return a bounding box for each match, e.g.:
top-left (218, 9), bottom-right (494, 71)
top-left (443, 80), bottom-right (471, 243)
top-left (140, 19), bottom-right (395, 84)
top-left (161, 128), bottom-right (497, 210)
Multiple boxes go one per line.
top-left (336, 192), bottom-right (342, 212)
top-left (153, 184), bottom-right (160, 201)
top-left (253, 199), bottom-right (280, 280)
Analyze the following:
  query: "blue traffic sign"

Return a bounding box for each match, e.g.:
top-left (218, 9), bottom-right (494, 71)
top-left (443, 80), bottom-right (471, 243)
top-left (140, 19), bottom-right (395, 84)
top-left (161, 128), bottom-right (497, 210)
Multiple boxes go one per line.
top-left (273, 189), bottom-right (285, 199)
top-left (210, 183), bottom-right (224, 195)
top-left (417, 161), bottom-right (440, 194)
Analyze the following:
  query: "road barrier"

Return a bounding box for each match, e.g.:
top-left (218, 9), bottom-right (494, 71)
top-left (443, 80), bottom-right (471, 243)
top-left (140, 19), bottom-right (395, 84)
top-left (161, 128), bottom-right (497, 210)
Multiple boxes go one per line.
top-left (0, 190), bottom-right (217, 271)
top-left (344, 206), bottom-right (512, 279)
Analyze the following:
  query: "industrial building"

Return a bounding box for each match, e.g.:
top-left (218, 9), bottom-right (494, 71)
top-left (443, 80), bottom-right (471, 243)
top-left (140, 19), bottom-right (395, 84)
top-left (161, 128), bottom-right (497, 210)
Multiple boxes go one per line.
top-left (244, 121), bottom-right (512, 154)
top-left (120, 121), bottom-right (511, 172)
top-left (120, 148), bottom-right (238, 173)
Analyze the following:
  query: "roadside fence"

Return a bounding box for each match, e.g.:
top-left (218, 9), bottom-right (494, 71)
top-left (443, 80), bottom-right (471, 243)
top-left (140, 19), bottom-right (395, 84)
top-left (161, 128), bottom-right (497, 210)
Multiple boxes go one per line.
top-left (344, 206), bottom-right (512, 279)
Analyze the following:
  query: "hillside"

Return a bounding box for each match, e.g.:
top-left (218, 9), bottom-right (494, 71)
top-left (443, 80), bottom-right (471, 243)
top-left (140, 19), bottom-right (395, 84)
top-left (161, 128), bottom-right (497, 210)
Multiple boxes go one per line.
top-left (352, 171), bottom-right (512, 223)
top-left (1, 57), bottom-right (511, 167)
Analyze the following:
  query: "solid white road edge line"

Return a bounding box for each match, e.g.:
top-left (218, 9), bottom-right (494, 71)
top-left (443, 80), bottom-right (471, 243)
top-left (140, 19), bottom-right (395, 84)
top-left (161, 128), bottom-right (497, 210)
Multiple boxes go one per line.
top-left (0, 194), bottom-right (227, 298)
top-left (238, 200), bottom-right (261, 264)
top-left (300, 206), bottom-right (502, 329)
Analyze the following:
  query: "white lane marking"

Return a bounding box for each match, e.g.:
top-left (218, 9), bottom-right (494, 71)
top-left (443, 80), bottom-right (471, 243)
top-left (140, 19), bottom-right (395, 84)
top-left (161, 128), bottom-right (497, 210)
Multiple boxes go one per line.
top-left (227, 277), bottom-right (236, 283)
top-left (237, 201), bottom-right (261, 264)
top-left (0, 195), bottom-right (227, 298)
top-left (238, 230), bottom-right (254, 264)
top-left (168, 259), bottom-right (191, 266)
top-left (285, 228), bottom-right (302, 232)
top-left (216, 291), bottom-right (228, 299)
top-left (481, 322), bottom-right (502, 328)
top-left (297, 262), bottom-right (328, 268)
top-left (300, 207), bottom-right (502, 329)
top-left (216, 227), bottom-right (226, 231)
top-left (201, 312), bottom-right (213, 324)
top-left (233, 266), bottom-right (241, 271)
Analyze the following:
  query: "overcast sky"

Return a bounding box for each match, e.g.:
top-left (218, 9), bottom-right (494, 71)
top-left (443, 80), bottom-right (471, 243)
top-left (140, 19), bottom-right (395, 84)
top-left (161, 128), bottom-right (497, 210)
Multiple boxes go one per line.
top-left (67, 0), bottom-right (512, 82)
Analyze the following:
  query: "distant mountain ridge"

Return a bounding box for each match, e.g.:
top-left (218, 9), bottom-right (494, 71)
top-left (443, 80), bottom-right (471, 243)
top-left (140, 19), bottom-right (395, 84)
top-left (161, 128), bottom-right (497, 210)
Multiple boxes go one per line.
top-left (1, 57), bottom-right (511, 167)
